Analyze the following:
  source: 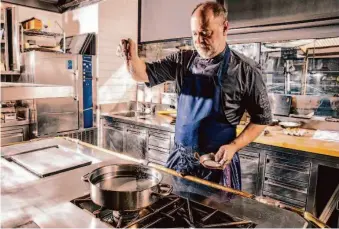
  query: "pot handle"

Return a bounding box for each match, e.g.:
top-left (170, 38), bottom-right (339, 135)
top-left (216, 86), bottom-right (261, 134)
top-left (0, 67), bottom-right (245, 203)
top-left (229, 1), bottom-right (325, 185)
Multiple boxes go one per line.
top-left (81, 173), bottom-right (90, 182)
top-left (156, 183), bottom-right (173, 196)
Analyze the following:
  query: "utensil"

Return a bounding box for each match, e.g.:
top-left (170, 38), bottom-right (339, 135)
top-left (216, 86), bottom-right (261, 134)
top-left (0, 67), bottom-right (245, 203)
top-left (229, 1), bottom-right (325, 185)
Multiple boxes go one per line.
top-left (194, 152), bottom-right (223, 170)
top-left (278, 121), bottom-right (302, 129)
top-left (82, 164), bottom-right (173, 211)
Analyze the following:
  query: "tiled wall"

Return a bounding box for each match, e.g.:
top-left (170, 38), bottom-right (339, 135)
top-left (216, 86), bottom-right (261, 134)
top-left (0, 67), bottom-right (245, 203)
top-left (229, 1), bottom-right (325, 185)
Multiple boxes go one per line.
top-left (97, 0), bottom-right (138, 105)
top-left (62, 0), bottom-right (138, 105)
top-left (62, 4), bottom-right (98, 36)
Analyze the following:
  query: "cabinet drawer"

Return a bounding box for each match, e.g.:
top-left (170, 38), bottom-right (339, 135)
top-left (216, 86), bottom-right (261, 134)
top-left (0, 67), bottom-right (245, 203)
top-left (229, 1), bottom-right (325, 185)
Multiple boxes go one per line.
top-left (265, 155), bottom-right (310, 183)
top-left (264, 178), bottom-right (307, 203)
top-left (149, 130), bottom-right (171, 138)
top-left (265, 165), bottom-right (310, 183)
top-left (147, 147), bottom-right (169, 163)
top-left (147, 157), bottom-right (166, 166)
top-left (265, 173), bottom-right (309, 190)
top-left (148, 130), bottom-right (171, 150)
top-left (149, 136), bottom-right (171, 149)
top-left (262, 191), bottom-right (306, 208)
top-left (126, 125), bottom-right (147, 133)
top-left (104, 121), bottom-right (125, 129)
top-left (266, 155), bottom-right (310, 171)
top-left (239, 147), bottom-right (259, 158)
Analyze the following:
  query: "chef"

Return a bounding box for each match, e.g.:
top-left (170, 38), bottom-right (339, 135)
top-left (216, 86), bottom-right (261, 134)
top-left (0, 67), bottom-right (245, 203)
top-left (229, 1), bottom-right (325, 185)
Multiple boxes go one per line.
top-left (118, 1), bottom-right (272, 190)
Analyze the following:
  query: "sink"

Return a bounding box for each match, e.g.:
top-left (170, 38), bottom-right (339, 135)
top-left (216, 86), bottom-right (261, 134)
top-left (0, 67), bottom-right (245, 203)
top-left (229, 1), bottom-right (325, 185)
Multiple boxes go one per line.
top-left (113, 111), bottom-right (150, 118)
top-left (138, 116), bottom-right (154, 120)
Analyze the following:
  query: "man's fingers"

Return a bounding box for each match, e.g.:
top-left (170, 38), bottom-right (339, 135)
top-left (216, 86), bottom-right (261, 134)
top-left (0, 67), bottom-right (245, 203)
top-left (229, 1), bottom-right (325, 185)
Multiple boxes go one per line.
top-left (128, 38), bottom-right (136, 59)
top-left (215, 147), bottom-right (224, 161)
top-left (223, 152), bottom-right (232, 164)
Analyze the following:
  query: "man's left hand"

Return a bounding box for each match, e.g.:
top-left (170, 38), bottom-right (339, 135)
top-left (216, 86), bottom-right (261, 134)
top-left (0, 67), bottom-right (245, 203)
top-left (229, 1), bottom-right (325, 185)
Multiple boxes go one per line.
top-left (215, 144), bottom-right (238, 168)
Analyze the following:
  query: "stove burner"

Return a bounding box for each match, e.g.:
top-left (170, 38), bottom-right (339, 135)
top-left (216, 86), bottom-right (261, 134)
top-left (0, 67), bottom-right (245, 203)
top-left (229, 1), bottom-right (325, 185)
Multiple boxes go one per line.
top-left (112, 211), bottom-right (139, 227)
top-left (71, 194), bottom-right (256, 228)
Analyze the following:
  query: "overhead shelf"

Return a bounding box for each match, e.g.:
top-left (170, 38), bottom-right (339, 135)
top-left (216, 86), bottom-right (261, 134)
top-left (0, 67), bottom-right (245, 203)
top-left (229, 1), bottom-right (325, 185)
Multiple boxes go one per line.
top-left (23, 29), bottom-right (63, 37)
top-left (1, 83), bottom-right (74, 101)
top-left (24, 47), bottom-right (64, 53)
top-left (1, 71), bottom-right (21, 75)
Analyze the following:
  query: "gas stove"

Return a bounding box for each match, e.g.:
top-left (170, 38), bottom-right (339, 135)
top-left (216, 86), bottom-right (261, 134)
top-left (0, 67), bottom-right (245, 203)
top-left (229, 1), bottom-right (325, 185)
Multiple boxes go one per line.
top-left (71, 194), bottom-right (256, 228)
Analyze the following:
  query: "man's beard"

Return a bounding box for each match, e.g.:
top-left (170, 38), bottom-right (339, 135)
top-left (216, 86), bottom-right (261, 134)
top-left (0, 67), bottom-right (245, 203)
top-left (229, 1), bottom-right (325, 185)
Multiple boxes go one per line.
top-left (196, 46), bottom-right (215, 59)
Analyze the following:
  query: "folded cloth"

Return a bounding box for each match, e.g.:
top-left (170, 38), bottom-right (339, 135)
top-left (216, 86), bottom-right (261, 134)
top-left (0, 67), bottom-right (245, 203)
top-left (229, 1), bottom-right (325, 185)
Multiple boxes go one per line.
top-left (312, 130), bottom-right (339, 142)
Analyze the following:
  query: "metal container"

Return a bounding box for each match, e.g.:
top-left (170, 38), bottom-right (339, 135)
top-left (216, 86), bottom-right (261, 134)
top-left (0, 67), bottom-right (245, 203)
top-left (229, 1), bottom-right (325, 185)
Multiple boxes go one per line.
top-left (82, 164), bottom-right (173, 211)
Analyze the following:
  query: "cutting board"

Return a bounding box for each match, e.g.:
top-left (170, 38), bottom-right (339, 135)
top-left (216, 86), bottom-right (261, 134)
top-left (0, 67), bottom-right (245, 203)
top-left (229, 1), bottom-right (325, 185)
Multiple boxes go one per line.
top-left (10, 146), bottom-right (92, 177)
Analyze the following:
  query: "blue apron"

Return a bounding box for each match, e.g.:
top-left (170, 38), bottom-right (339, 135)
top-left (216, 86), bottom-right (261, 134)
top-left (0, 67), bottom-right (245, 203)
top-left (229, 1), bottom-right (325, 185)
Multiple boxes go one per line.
top-left (166, 47), bottom-right (241, 190)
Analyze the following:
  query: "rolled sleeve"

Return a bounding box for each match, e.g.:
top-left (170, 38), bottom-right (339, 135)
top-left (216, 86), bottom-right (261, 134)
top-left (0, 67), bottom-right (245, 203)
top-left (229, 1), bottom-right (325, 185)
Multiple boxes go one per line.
top-left (245, 67), bottom-right (272, 125)
top-left (145, 52), bottom-right (179, 88)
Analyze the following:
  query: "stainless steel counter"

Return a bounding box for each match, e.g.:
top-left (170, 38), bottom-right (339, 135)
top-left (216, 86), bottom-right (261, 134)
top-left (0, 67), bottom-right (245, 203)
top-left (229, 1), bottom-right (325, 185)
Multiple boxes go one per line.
top-left (101, 113), bottom-right (175, 132)
top-left (0, 138), bottom-right (308, 228)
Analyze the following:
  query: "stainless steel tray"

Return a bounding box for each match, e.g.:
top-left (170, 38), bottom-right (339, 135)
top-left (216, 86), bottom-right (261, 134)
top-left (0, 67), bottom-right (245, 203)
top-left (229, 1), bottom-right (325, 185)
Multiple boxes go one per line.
top-left (10, 145), bottom-right (92, 177)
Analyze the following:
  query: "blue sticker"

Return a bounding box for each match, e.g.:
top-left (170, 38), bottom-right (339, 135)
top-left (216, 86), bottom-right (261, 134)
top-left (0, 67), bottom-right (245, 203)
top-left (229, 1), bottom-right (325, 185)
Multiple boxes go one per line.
top-left (67, 60), bottom-right (73, 70)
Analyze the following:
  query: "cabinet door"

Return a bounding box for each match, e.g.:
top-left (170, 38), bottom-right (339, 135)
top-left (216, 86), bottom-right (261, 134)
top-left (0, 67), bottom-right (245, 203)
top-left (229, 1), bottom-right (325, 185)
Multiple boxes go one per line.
top-left (103, 124), bottom-right (124, 153)
top-left (263, 152), bottom-right (311, 208)
top-left (124, 126), bottom-right (147, 159)
top-left (239, 148), bottom-right (260, 195)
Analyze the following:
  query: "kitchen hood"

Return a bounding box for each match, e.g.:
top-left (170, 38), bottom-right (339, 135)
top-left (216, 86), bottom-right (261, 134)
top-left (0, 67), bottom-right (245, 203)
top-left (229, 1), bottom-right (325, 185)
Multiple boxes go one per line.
top-left (2, 0), bottom-right (103, 13)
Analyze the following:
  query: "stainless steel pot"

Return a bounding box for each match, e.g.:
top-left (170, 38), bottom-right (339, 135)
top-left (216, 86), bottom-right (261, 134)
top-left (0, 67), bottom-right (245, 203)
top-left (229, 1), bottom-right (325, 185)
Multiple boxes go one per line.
top-left (82, 164), bottom-right (173, 211)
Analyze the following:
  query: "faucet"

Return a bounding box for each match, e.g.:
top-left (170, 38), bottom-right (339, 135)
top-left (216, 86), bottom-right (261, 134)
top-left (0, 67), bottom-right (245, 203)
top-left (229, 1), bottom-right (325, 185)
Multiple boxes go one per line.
top-left (137, 102), bottom-right (156, 115)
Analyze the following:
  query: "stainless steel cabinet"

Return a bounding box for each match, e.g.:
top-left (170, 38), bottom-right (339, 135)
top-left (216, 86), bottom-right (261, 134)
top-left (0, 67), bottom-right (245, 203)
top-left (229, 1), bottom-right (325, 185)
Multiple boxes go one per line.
top-left (238, 148), bottom-right (260, 195)
top-left (262, 151), bottom-right (311, 208)
top-left (147, 130), bottom-right (172, 165)
top-left (124, 125), bottom-right (147, 159)
top-left (102, 123), bottom-right (124, 153)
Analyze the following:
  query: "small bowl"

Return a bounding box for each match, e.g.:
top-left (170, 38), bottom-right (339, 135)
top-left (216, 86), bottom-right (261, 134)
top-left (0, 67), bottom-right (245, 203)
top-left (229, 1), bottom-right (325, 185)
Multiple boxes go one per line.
top-left (194, 152), bottom-right (223, 170)
top-left (278, 121), bottom-right (302, 129)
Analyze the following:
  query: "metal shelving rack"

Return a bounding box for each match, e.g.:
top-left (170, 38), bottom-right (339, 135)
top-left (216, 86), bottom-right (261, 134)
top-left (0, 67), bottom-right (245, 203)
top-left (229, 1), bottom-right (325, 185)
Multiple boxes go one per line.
top-left (19, 21), bottom-right (66, 54)
top-left (23, 29), bottom-right (63, 37)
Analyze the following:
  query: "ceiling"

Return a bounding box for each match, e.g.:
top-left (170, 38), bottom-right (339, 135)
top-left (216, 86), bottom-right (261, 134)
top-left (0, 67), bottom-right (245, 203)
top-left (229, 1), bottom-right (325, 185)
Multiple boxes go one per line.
top-left (2, 0), bottom-right (103, 13)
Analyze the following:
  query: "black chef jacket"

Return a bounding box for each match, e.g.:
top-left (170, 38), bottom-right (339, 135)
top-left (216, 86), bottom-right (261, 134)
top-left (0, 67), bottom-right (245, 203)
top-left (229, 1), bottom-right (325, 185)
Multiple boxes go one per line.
top-left (145, 47), bottom-right (272, 126)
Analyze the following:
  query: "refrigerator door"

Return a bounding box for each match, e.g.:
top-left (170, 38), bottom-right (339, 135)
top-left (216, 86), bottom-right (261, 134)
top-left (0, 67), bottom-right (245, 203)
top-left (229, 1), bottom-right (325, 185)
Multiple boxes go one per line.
top-left (36, 98), bottom-right (79, 136)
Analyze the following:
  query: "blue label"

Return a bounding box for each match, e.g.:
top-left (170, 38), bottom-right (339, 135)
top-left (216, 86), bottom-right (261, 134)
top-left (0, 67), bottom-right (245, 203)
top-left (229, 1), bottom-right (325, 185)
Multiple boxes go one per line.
top-left (67, 60), bottom-right (73, 70)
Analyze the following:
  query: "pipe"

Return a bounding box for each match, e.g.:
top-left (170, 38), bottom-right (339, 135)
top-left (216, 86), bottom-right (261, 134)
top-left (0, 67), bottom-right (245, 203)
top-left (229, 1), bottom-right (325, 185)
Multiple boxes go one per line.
top-left (63, 137), bottom-right (328, 228)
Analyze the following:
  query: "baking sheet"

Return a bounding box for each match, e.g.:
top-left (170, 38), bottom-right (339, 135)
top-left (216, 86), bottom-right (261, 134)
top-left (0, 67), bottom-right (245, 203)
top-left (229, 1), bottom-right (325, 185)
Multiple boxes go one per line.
top-left (10, 146), bottom-right (92, 177)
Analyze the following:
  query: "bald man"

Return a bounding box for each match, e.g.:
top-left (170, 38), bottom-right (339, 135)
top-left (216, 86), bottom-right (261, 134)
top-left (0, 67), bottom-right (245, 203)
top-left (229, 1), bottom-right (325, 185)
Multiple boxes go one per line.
top-left (118, 1), bottom-right (272, 190)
